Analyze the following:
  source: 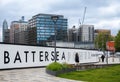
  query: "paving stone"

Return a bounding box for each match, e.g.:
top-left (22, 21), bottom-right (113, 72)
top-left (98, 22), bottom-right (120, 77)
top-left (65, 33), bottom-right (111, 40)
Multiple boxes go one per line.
top-left (1, 57), bottom-right (119, 82)
top-left (0, 68), bottom-right (81, 82)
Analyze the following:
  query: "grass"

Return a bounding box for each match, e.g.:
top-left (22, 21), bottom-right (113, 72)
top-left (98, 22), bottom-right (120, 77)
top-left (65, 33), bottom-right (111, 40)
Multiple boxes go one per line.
top-left (58, 65), bottom-right (120, 82)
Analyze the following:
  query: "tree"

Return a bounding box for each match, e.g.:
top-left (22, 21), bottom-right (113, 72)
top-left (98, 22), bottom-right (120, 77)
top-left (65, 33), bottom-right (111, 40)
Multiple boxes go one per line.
top-left (95, 33), bottom-right (113, 50)
top-left (115, 30), bottom-right (120, 52)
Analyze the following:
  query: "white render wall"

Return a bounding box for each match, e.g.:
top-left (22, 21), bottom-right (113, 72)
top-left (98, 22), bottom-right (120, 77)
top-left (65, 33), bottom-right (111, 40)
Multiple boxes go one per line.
top-left (0, 44), bottom-right (103, 69)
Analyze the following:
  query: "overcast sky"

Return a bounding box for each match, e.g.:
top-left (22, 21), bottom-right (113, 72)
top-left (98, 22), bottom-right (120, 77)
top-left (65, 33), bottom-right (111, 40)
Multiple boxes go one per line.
top-left (0, 0), bottom-right (120, 41)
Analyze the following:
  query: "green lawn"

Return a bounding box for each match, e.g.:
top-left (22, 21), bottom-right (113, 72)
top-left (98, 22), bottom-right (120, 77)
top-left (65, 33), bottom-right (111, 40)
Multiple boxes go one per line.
top-left (58, 65), bottom-right (120, 82)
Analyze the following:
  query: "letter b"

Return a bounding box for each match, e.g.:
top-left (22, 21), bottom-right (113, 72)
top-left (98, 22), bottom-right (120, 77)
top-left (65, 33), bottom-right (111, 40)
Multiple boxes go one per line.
top-left (4, 51), bottom-right (10, 64)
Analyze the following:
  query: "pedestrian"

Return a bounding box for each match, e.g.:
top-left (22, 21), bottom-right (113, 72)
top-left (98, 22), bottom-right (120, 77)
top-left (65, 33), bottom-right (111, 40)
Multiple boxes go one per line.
top-left (101, 55), bottom-right (105, 62)
top-left (75, 53), bottom-right (79, 64)
top-left (75, 53), bottom-right (79, 70)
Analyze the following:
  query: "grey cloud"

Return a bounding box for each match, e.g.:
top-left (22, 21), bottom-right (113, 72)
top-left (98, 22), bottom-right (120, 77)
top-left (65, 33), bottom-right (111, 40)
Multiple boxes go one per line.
top-left (0, 0), bottom-right (120, 36)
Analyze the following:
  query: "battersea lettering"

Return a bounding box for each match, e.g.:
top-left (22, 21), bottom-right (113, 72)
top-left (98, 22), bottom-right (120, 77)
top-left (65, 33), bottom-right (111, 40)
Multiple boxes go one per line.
top-left (4, 51), bottom-right (66, 64)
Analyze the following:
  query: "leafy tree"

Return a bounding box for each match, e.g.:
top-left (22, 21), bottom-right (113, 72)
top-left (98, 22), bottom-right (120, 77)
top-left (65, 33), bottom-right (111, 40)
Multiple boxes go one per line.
top-left (115, 30), bottom-right (120, 52)
top-left (95, 33), bottom-right (113, 50)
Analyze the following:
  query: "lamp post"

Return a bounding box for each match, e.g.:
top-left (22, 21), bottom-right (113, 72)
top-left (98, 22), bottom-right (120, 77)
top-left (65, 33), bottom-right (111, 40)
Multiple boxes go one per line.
top-left (106, 35), bottom-right (108, 64)
top-left (51, 16), bottom-right (59, 62)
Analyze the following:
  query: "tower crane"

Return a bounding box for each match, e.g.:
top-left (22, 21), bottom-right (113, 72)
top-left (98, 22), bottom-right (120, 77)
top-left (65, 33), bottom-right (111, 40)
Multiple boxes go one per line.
top-left (82, 6), bottom-right (87, 25)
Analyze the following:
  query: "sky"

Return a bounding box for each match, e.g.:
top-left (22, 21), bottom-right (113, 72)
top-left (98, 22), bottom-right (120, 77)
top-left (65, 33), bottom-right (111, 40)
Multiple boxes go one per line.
top-left (0, 0), bottom-right (120, 41)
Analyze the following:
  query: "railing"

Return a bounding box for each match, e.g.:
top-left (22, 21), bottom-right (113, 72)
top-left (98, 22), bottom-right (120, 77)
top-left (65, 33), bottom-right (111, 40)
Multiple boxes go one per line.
top-left (73, 63), bottom-right (119, 70)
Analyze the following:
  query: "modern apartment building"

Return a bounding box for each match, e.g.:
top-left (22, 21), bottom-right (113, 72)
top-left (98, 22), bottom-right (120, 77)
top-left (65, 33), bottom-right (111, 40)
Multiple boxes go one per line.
top-left (10, 16), bottom-right (28, 44)
top-left (78, 25), bottom-right (94, 42)
top-left (2, 19), bottom-right (9, 43)
top-left (94, 29), bottom-right (111, 37)
top-left (28, 13), bottom-right (68, 45)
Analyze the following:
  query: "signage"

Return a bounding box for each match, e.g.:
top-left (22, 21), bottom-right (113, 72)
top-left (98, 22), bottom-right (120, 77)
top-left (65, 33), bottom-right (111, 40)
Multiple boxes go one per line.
top-left (106, 41), bottom-right (115, 51)
top-left (0, 44), bottom-right (102, 69)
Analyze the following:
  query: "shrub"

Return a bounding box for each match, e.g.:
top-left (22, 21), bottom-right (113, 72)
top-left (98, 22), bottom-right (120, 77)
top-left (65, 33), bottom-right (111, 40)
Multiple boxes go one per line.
top-left (46, 62), bottom-right (63, 71)
top-left (62, 62), bottom-right (71, 69)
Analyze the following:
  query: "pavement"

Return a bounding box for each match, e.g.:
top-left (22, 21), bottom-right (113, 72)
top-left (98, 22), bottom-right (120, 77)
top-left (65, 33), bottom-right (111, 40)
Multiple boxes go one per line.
top-left (0, 68), bottom-right (81, 82)
top-left (95, 56), bottom-right (120, 65)
top-left (0, 56), bottom-right (120, 82)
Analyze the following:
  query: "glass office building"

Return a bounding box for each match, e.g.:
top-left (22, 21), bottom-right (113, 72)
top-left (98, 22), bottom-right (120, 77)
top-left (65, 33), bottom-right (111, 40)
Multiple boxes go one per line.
top-left (28, 14), bottom-right (68, 45)
top-left (3, 19), bottom-right (9, 43)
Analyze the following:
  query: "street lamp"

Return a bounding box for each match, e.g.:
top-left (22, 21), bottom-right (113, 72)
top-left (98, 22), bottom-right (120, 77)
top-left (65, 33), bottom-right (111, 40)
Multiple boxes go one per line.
top-left (51, 16), bottom-right (59, 62)
top-left (105, 35), bottom-right (109, 64)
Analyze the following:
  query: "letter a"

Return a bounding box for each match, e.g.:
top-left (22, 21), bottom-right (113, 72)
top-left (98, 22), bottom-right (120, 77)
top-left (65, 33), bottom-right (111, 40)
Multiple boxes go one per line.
top-left (14, 51), bottom-right (22, 63)
top-left (61, 52), bottom-right (66, 60)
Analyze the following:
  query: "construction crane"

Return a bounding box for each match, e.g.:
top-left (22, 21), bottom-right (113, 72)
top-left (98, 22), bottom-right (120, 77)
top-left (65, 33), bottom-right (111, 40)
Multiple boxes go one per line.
top-left (77, 7), bottom-right (87, 44)
top-left (82, 6), bottom-right (87, 25)
top-left (79, 7), bottom-right (87, 26)
top-left (77, 7), bottom-right (87, 45)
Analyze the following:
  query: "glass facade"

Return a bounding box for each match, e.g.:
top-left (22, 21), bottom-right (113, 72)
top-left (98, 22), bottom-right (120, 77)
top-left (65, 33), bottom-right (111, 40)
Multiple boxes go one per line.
top-left (28, 14), bottom-right (68, 45)
top-left (3, 20), bottom-right (9, 43)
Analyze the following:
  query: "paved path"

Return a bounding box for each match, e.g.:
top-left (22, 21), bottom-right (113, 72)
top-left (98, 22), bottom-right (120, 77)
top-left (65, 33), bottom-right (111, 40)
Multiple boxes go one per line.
top-left (95, 56), bottom-right (120, 65)
top-left (0, 57), bottom-right (120, 82)
top-left (0, 68), bottom-right (81, 82)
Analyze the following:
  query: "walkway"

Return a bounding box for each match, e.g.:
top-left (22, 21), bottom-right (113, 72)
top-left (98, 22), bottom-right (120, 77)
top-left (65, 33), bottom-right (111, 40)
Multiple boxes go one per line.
top-left (95, 56), bottom-right (120, 65)
top-left (0, 68), bottom-right (81, 82)
top-left (0, 56), bottom-right (120, 82)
